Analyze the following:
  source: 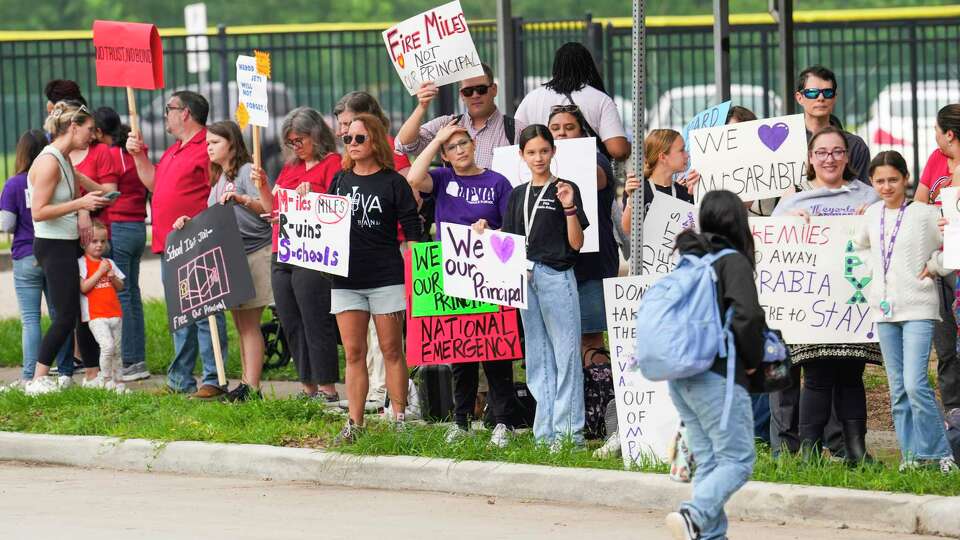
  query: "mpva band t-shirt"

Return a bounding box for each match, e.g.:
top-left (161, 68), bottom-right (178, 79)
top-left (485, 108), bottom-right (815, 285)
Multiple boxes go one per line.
top-left (426, 167), bottom-right (513, 231)
top-left (502, 178), bottom-right (589, 271)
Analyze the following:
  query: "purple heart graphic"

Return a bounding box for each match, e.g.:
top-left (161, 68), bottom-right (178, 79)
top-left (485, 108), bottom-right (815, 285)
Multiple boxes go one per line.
top-left (757, 122), bottom-right (790, 151)
top-left (490, 234), bottom-right (515, 263)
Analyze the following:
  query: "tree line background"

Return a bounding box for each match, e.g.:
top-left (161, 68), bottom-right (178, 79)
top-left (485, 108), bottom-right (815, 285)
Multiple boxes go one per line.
top-left (3, 0), bottom-right (952, 31)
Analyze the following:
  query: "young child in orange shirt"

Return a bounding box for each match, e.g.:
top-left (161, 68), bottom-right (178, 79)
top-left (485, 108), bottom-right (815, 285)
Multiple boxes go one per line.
top-left (79, 220), bottom-right (127, 392)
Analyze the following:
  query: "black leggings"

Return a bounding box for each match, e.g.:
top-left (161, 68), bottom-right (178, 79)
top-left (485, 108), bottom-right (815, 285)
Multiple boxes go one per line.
top-left (271, 260), bottom-right (339, 385)
top-left (799, 359), bottom-right (867, 444)
top-left (452, 360), bottom-right (516, 427)
top-left (34, 238), bottom-right (99, 368)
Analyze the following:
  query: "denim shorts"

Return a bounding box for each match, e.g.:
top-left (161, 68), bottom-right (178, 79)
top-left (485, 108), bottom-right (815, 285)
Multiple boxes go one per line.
top-left (577, 279), bottom-right (607, 333)
top-left (330, 284), bottom-right (405, 315)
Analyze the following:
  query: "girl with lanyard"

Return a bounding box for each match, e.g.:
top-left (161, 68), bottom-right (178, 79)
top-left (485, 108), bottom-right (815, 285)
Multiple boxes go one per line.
top-left (492, 124), bottom-right (589, 449)
top-left (772, 126), bottom-right (880, 464)
top-left (853, 151), bottom-right (956, 473)
top-left (619, 129), bottom-right (698, 236)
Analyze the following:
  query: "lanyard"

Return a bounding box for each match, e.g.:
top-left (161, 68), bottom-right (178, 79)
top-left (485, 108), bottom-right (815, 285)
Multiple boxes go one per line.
top-left (880, 201), bottom-right (908, 285)
top-left (523, 176), bottom-right (556, 246)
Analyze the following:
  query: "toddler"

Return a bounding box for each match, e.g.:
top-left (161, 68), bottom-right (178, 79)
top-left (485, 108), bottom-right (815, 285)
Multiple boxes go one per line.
top-left (79, 220), bottom-right (127, 392)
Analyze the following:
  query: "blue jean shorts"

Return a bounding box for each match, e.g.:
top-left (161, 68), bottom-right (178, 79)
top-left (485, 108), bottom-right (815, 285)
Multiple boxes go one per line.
top-left (577, 279), bottom-right (607, 334)
top-left (330, 284), bottom-right (406, 315)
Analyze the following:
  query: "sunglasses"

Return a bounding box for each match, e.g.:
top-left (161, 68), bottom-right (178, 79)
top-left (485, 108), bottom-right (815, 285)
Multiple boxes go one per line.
top-left (550, 104), bottom-right (581, 114)
top-left (460, 84), bottom-right (492, 98)
top-left (800, 88), bottom-right (837, 100)
top-left (342, 134), bottom-right (367, 145)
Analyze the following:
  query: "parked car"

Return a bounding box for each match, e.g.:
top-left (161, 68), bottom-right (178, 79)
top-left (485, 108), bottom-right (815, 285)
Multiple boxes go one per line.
top-left (646, 84), bottom-right (783, 132)
top-left (856, 80), bottom-right (960, 177)
top-left (133, 81), bottom-right (296, 177)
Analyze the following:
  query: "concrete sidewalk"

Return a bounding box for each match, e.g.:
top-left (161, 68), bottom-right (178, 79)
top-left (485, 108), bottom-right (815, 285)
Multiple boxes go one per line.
top-left (0, 432), bottom-right (956, 538)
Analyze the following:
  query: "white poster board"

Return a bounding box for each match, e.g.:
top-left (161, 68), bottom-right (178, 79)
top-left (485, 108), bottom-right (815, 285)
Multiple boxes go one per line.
top-left (751, 215), bottom-right (877, 343)
top-left (236, 55), bottom-right (268, 128)
top-left (440, 223), bottom-right (527, 309)
top-left (275, 188), bottom-right (351, 276)
top-left (184, 3), bottom-right (209, 74)
top-left (603, 275), bottom-right (679, 466)
top-left (641, 193), bottom-right (697, 275)
top-left (491, 136), bottom-right (600, 253)
top-left (382, 1), bottom-right (485, 95)
top-left (691, 113), bottom-right (807, 202)
top-left (939, 187), bottom-right (960, 269)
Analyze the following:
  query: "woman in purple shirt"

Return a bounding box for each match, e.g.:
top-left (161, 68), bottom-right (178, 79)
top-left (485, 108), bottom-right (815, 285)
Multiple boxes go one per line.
top-left (407, 121), bottom-right (518, 448)
top-left (0, 130), bottom-right (73, 390)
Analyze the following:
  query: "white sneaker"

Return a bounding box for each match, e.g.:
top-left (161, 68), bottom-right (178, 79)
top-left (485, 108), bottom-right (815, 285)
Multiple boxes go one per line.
top-left (940, 456), bottom-right (958, 474)
top-left (81, 375), bottom-right (106, 389)
top-left (489, 423), bottom-right (511, 448)
top-left (665, 509), bottom-right (699, 540)
top-left (25, 377), bottom-right (60, 396)
top-left (57, 376), bottom-right (73, 389)
top-left (104, 380), bottom-right (130, 395)
top-left (593, 430), bottom-right (622, 459)
top-left (445, 424), bottom-right (468, 444)
top-left (0, 379), bottom-right (26, 393)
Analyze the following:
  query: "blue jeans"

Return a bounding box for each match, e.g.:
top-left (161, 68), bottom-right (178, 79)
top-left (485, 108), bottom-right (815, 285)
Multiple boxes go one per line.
top-left (669, 371), bottom-right (755, 540)
top-left (110, 221), bottom-right (146, 366)
top-left (877, 320), bottom-right (952, 460)
top-left (12, 255), bottom-right (73, 379)
top-left (750, 393), bottom-right (771, 444)
top-left (520, 263), bottom-right (584, 444)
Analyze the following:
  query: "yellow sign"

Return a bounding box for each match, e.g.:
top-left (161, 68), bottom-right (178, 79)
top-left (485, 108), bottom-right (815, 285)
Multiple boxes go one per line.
top-left (254, 50), bottom-right (271, 78)
top-left (235, 102), bottom-right (250, 130)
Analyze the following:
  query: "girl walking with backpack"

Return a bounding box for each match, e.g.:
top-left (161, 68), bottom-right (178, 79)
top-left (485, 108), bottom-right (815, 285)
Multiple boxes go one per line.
top-left (494, 124), bottom-right (589, 449)
top-left (854, 151), bottom-right (957, 473)
top-left (663, 190), bottom-right (766, 540)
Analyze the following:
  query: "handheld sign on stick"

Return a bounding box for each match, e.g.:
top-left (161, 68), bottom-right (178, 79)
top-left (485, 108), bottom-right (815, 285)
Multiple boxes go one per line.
top-left (236, 51), bottom-right (270, 187)
top-left (92, 20), bottom-right (164, 139)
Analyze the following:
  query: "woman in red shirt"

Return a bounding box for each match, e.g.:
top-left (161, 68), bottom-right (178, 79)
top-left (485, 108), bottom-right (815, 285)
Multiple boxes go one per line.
top-left (267, 107), bottom-right (342, 402)
top-left (915, 104), bottom-right (960, 205)
top-left (70, 124), bottom-right (119, 236)
top-left (93, 107), bottom-right (150, 382)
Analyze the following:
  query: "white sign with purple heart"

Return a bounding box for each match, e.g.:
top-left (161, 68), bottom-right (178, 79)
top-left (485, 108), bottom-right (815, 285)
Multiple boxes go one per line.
top-left (439, 223), bottom-right (528, 309)
top-left (689, 113), bottom-right (807, 202)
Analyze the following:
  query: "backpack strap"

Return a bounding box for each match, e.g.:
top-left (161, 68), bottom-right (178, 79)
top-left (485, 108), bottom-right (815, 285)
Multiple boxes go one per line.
top-left (719, 305), bottom-right (736, 430)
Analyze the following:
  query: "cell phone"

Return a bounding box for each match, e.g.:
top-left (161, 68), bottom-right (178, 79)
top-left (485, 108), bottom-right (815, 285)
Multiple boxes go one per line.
top-left (104, 191), bottom-right (121, 201)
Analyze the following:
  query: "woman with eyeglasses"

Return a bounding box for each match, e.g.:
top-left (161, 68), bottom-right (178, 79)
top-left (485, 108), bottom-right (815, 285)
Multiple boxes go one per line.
top-left (407, 120), bottom-right (518, 447)
top-left (24, 101), bottom-right (110, 395)
top-left (515, 42), bottom-right (630, 161)
top-left (772, 126), bottom-right (880, 464)
top-left (267, 107), bottom-right (343, 403)
top-left (329, 113), bottom-right (421, 443)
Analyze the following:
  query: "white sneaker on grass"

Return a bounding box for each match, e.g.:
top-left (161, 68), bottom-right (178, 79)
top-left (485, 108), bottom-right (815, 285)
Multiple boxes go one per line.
top-left (57, 376), bottom-right (73, 389)
top-left (0, 379), bottom-right (27, 393)
top-left (445, 424), bottom-right (468, 444)
top-left (593, 430), bottom-right (622, 459)
top-left (489, 423), bottom-right (511, 448)
top-left (81, 375), bottom-right (106, 389)
top-left (25, 377), bottom-right (60, 396)
top-left (940, 456), bottom-right (958, 474)
top-left (104, 380), bottom-right (130, 394)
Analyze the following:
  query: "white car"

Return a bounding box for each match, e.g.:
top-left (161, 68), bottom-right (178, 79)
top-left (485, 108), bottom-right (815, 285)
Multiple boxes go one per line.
top-left (856, 81), bottom-right (960, 177)
top-left (646, 84), bottom-right (783, 133)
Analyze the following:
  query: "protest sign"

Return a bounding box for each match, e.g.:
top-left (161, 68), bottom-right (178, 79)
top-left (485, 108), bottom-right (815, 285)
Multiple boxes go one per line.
top-left (640, 192), bottom-right (697, 275)
top-left (603, 275), bottom-right (679, 465)
top-left (690, 113), bottom-right (807, 202)
top-left (680, 101), bottom-right (731, 176)
top-left (491, 136), bottom-right (600, 252)
top-left (404, 251), bottom-right (522, 366)
top-left (941, 188), bottom-right (960, 269)
top-left (275, 188), bottom-right (351, 276)
top-left (236, 54), bottom-right (269, 129)
top-left (383, 0), bottom-right (485, 95)
top-left (411, 242), bottom-right (497, 317)
top-left (751, 215), bottom-right (877, 343)
top-left (439, 223), bottom-right (527, 309)
top-left (93, 20), bottom-right (164, 90)
top-left (162, 204), bottom-right (254, 332)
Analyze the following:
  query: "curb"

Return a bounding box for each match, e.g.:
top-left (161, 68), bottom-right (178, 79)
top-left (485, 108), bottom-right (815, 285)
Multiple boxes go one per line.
top-left (0, 432), bottom-right (954, 537)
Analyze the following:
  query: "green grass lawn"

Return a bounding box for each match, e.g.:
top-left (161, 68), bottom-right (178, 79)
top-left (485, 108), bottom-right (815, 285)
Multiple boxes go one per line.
top-left (0, 389), bottom-right (956, 497)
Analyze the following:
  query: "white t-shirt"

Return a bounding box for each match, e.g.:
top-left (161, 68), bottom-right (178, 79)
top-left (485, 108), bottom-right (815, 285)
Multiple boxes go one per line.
top-left (514, 85), bottom-right (627, 142)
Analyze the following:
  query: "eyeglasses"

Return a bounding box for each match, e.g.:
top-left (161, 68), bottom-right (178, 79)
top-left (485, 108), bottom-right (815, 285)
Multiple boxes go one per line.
top-left (460, 84), bottom-right (492, 98)
top-left (443, 140), bottom-right (471, 153)
top-left (164, 104), bottom-right (186, 115)
top-left (800, 88), bottom-right (837, 100)
top-left (342, 134), bottom-right (367, 146)
top-left (284, 137), bottom-right (306, 149)
top-left (813, 148), bottom-right (847, 161)
top-left (550, 104), bottom-right (581, 114)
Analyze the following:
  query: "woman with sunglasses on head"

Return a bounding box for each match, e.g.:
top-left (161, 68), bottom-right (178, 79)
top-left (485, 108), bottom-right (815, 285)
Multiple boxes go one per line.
top-left (619, 129), bottom-right (697, 237)
top-left (330, 113), bottom-right (421, 443)
top-left (408, 120), bottom-right (518, 447)
top-left (515, 42), bottom-right (630, 161)
top-left (772, 126), bottom-right (880, 464)
top-left (267, 107), bottom-right (343, 403)
top-left (487, 124), bottom-right (589, 449)
top-left (173, 121), bottom-right (273, 401)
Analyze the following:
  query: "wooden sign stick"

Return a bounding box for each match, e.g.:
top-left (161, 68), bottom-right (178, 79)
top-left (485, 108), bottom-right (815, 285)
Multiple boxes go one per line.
top-left (208, 314), bottom-right (227, 386)
top-left (126, 87), bottom-right (140, 140)
top-left (252, 126), bottom-right (262, 187)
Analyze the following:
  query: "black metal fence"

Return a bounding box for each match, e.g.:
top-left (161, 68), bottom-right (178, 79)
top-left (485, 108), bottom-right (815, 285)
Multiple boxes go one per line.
top-left (0, 11), bottom-right (957, 179)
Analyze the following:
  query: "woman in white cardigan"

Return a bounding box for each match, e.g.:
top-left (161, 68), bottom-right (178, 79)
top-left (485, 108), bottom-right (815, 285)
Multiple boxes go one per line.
top-left (854, 150), bottom-right (956, 473)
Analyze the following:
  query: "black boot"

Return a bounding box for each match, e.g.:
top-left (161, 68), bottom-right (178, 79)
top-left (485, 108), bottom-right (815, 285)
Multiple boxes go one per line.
top-left (798, 423), bottom-right (825, 461)
top-left (841, 419), bottom-right (871, 466)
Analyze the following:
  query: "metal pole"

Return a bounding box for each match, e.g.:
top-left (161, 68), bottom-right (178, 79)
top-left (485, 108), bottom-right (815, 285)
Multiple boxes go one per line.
top-left (713, 0), bottom-right (731, 102)
top-left (217, 24), bottom-right (229, 124)
top-left (628, 0), bottom-right (646, 277)
top-left (771, 0), bottom-right (795, 115)
top-left (496, 0), bottom-right (517, 115)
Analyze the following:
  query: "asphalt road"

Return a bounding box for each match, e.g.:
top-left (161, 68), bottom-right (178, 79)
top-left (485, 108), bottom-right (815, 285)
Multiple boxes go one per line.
top-left (0, 462), bottom-right (941, 540)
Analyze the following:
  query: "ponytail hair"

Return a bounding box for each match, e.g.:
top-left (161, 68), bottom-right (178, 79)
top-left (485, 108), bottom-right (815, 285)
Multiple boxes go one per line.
top-left (93, 106), bottom-right (131, 149)
top-left (44, 100), bottom-right (92, 138)
top-left (643, 129), bottom-right (681, 178)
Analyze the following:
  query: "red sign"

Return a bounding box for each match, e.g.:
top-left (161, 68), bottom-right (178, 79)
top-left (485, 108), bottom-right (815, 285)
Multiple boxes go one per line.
top-left (404, 251), bottom-right (523, 366)
top-left (93, 20), bottom-right (164, 90)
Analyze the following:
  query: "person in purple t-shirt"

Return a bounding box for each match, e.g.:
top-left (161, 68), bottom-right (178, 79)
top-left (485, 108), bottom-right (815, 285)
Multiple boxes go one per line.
top-left (407, 121), bottom-right (518, 448)
top-left (0, 130), bottom-right (73, 390)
